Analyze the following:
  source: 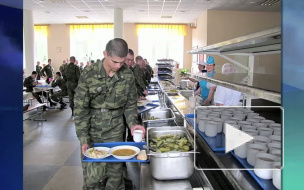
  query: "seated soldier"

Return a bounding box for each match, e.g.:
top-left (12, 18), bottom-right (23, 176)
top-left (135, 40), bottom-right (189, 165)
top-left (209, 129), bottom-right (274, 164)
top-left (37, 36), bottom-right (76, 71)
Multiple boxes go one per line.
top-left (50, 72), bottom-right (68, 110)
top-left (23, 71), bottom-right (56, 111)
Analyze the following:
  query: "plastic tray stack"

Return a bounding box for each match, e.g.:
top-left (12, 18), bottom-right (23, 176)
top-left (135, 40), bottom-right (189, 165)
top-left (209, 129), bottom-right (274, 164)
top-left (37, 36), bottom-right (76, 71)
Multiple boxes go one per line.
top-left (156, 59), bottom-right (175, 81)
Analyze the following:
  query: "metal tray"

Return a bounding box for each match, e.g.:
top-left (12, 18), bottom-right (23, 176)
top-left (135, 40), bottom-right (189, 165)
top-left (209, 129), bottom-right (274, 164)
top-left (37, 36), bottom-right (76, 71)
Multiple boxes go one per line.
top-left (142, 108), bottom-right (176, 128)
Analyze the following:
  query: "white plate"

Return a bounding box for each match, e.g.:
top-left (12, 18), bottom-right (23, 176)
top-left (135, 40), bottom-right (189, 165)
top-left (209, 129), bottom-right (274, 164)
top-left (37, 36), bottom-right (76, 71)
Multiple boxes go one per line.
top-left (85, 147), bottom-right (111, 159)
top-left (109, 145), bottom-right (140, 160)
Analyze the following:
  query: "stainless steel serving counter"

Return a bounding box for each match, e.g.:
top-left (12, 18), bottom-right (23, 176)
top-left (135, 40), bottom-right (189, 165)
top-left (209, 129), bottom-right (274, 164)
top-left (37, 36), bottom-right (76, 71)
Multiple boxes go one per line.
top-left (149, 77), bottom-right (264, 190)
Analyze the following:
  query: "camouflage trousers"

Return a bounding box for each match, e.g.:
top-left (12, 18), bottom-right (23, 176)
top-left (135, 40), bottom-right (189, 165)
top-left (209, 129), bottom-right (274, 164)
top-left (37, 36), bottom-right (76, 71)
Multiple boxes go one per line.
top-left (66, 81), bottom-right (78, 108)
top-left (51, 90), bottom-right (68, 102)
top-left (81, 136), bottom-right (125, 190)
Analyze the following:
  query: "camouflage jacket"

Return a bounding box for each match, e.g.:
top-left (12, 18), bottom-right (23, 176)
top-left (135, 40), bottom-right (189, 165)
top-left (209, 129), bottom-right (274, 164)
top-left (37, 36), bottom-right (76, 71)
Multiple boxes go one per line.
top-left (23, 76), bottom-right (35, 92)
top-left (133, 64), bottom-right (146, 93)
top-left (36, 65), bottom-right (42, 76)
top-left (79, 66), bottom-right (84, 73)
top-left (59, 64), bottom-right (66, 74)
top-left (142, 67), bottom-right (150, 86)
top-left (51, 77), bottom-right (67, 91)
top-left (74, 60), bottom-right (139, 144)
top-left (146, 64), bottom-right (154, 75)
top-left (41, 64), bottom-right (54, 78)
top-left (63, 63), bottom-right (80, 82)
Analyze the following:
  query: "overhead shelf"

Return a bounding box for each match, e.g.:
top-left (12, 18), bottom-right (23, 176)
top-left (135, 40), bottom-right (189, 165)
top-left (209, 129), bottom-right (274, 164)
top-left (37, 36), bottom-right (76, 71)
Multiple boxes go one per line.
top-left (187, 26), bottom-right (281, 55)
top-left (188, 73), bottom-right (281, 104)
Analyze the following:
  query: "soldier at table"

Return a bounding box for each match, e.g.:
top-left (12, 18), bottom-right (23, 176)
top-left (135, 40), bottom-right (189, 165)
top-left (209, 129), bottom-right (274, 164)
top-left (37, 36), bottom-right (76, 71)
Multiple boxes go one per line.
top-left (36, 61), bottom-right (43, 80)
top-left (63, 56), bottom-right (80, 116)
top-left (74, 38), bottom-right (145, 190)
top-left (50, 72), bottom-right (68, 110)
top-left (41, 59), bottom-right (55, 84)
top-left (23, 71), bottom-right (56, 110)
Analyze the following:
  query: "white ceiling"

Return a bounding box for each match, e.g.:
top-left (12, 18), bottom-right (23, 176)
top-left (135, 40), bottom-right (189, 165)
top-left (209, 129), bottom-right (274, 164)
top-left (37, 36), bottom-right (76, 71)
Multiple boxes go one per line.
top-left (20, 0), bottom-right (280, 24)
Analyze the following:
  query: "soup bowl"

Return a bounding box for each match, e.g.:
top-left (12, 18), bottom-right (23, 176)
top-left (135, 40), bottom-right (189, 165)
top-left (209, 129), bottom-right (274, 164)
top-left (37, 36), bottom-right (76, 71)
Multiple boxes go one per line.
top-left (109, 145), bottom-right (140, 160)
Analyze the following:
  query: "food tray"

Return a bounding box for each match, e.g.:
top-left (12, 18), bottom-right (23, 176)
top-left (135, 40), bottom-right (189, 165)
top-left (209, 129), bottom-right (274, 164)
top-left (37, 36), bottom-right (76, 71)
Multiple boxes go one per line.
top-left (185, 114), bottom-right (225, 152)
top-left (82, 142), bottom-right (149, 163)
top-left (138, 103), bottom-right (159, 114)
top-left (230, 151), bottom-right (277, 190)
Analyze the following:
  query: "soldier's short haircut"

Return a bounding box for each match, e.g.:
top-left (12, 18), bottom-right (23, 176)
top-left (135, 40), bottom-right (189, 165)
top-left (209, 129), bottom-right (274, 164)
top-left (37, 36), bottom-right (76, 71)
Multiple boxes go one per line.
top-left (32, 71), bottom-right (37, 75)
top-left (48, 59), bottom-right (51, 62)
top-left (135, 56), bottom-right (143, 62)
top-left (70, 56), bottom-right (76, 61)
top-left (56, 72), bottom-right (61, 76)
top-left (106, 38), bottom-right (128, 58)
top-left (128, 49), bottom-right (134, 56)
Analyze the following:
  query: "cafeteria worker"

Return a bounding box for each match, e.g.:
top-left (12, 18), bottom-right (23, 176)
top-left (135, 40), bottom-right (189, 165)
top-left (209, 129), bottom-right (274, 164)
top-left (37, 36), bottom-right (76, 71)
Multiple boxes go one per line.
top-left (194, 56), bottom-right (216, 105)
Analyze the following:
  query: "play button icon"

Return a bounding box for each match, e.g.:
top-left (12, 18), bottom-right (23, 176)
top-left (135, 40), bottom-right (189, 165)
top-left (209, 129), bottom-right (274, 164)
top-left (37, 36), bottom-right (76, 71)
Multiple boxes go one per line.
top-left (225, 123), bottom-right (254, 153)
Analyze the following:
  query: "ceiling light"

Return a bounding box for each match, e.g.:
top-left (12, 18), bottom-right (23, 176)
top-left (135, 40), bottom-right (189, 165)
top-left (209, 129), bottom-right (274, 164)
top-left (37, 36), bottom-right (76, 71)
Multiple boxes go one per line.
top-left (76, 16), bottom-right (88, 19)
top-left (261, 0), bottom-right (280, 6)
top-left (161, 15), bottom-right (172, 18)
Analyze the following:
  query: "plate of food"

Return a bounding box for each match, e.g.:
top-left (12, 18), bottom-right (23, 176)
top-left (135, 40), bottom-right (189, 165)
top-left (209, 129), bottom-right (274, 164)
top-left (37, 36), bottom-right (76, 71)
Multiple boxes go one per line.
top-left (109, 145), bottom-right (140, 160)
top-left (137, 100), bottom-right (152, 107)
top-left (85, 147), bottom-right (111, 159)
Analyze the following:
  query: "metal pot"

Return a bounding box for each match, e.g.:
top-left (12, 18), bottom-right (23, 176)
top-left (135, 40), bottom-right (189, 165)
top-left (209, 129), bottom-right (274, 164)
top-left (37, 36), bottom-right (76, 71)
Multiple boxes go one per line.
top-left (147, 126), bottom-right (195, 180)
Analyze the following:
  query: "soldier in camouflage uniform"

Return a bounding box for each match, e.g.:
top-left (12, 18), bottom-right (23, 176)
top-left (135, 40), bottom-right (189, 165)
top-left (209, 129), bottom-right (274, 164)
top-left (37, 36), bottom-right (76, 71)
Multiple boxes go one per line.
top-left (59, 60), bottom-right (67, 77)
top-left (50, 72), bottom-right (68, 110)
top-left (36, 61), bottom-right (43, 80)
top-left (144, 59), bottom-right (154, 83)
top-left (63, 56), bottom-right (80, 116)
top-left (79, 62), bottom-right (84, 73)
top-left (41, 59), bottom-right (55, 84)
top-left (74, 38), bottom-right (145, 190)
top-left (133, 56), bottom-right (148, 99)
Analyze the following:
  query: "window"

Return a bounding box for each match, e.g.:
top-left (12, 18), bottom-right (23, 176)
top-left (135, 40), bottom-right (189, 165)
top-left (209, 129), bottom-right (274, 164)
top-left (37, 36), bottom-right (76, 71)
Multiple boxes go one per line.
top-left (34, 26), bottom-right (48, 65)
top-left (70, 25), bottom-right (114, 63)
top-left (137, 24), bottom-right (186, 68)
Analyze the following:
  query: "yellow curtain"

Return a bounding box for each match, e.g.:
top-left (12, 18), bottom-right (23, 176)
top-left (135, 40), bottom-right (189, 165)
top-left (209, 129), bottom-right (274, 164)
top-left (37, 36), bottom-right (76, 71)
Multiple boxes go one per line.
top-left (34, 25), bottom-right (49, 36)
top-left (70, 24), bottom-right (114, 35)
top-left (136, 24), bottom-right (187, 36)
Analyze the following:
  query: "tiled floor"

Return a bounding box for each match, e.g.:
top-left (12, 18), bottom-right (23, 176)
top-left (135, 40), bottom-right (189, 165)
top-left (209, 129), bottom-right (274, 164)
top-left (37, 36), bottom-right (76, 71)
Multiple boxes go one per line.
top-left (23, 106), bottom-right (84, 190)
top-left (23, 103), bottom-right (140, 190)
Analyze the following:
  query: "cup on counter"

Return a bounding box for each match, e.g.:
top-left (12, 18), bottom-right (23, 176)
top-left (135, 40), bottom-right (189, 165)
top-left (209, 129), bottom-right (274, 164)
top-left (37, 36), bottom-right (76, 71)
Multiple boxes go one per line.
top-left (258, 127), bottom-right (274, 137)
top-left (238, 121), bottom-right (252, 127)
top-left (267, 142), bottom-right (281, 153)
top-left (254, 153), bottom-right (279, 179)
top-left (246, 118), bottom-right (260, 124)
top-left (133, 130), bottom-right (143, 142)
top-left (234, 142), bottom-right (250, 159)
top-left (247, 144), bottom-right (268, 166)
top-left (247, 113), bottom-right (259, 119)
top-left (273, 162), bottom-right (282, 189)
top-left (252, 135), bottom-right (270, 146)
top-left (223, 120), bottom-right (237, 135)
top-left (212, 118), bottom-right (224, 133)
top-left (230, 117), bottom-right (243, 122)
top-left (205, 121), bottom-right (218, 137)
top-left (252, 116), bottom-right (266, 122)
top-left (269, 135), bottom-right (281, 143)
top-left (269, 123), bottom-right (281, 128)
top-left (242, 129), bottom-right (259, 136)
top-left (252, 123), bottom-right (268, 129)
top-left (198, 117), bottom-right (209, 132)
top-left (261, 119), bottom-right (275, 126)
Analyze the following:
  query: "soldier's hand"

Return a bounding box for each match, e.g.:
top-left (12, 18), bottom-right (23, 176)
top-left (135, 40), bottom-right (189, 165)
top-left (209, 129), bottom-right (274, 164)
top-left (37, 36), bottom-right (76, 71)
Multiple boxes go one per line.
top-left (131, 125), bottom-right (145, 138)
top-left (81, 144), bottom-right (90, 155)
top-left (144, 90), bottom-right (148, 96)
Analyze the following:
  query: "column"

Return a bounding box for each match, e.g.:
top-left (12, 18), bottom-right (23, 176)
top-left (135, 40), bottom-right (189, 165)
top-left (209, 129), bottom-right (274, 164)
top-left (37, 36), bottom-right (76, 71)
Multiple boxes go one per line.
top-left (114, 7), bottom-right (123, 38)
top-left (23, 9), bottom-right (35, 76)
